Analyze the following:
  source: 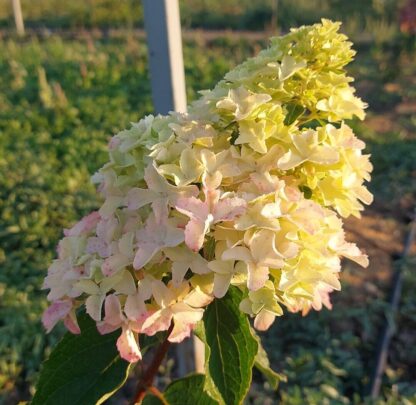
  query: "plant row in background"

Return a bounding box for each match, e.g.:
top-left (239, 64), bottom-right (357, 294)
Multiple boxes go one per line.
top-left (0, 0), bottom-right (407, 45)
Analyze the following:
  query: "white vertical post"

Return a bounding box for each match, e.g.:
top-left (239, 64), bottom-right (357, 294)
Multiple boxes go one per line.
top-left (142, 0), bottom-right (204, 375)
top-left (143, 0), bottom-right (187, 114)
top-left (12, 0), bottom-right (25, 36)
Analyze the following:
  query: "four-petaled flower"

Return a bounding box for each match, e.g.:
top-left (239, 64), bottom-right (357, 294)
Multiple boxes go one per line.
top-left (133, 214), bottom-right (184, 269)
top-left (223, 230), bottom-right (285, 291)
top-left (141, 281), bottom-right (211, 343)
top-left (126, 163), bottom-right (198, 223)
top-left (176, 188), bottom-right (246, 252)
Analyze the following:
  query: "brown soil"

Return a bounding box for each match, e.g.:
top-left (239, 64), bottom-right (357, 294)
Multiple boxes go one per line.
top-left (342, 208), bottom-right (415, 302)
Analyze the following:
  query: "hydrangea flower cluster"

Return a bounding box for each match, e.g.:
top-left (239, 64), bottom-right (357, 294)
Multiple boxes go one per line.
top-left (43, 20), bottom-right (372, 362)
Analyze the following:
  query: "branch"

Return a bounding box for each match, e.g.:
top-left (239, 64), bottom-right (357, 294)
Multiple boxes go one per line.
top-left (131, 323), bottom-right (174, 405)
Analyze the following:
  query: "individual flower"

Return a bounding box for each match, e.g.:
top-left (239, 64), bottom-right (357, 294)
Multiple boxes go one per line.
top-left (133, 213), bottom-right (184, 269)
top-left (141, 281), bottom-right (211, 343)
top-left (223, 230), bottom-right (285, 291)
top-left (239, 281), bottom-right (284, 331)
top-left (175, 187), bottom-right (246, 252)
top-left (126, 163), bottom-right (198, 222)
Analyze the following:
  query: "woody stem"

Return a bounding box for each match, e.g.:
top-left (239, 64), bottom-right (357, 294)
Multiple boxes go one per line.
top-left (131, 323), bottom-right (174, 405)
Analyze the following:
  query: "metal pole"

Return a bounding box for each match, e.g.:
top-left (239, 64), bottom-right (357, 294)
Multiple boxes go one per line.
top-left (12, 0), bottom-right (25, 36)
top-left (142, 0), bottom-right (204, 375)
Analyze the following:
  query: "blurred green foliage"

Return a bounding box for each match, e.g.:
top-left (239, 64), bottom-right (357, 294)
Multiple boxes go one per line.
top-left (0, 35), bottom-right (148, 401)
top-left (0, 1), bottom-right (415, 404)
top-left (0, 0), bottom-right (407, 44)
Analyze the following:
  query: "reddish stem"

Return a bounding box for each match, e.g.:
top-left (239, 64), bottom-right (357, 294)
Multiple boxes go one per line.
top-left (131, 323), bottom-right (174, 405)
top-left (148, 386), bottom-right (169, 405)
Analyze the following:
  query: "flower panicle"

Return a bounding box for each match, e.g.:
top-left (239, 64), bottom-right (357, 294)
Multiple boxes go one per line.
top-left (42, 20), bottom-right (372, 362)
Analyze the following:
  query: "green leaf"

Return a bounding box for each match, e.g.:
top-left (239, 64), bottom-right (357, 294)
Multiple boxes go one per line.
top-left (141, 393), bottom-right (165, 405)
top-left (32, 312), bottom-right (132, 405)
top-left (299, 185), bottom-right (313, 199)
top-left (142, 374), bottom-right (218, 405)
top-left (230, 129), bottom-right (239, 145)
top-left (251, 329), bottom-right (286, 390)
top-left (165, 374), bottom-right (217, 405)
top-left (284, 103), bottom-right (305, 125)
top-left (195, 287), bottom-right (258, 405)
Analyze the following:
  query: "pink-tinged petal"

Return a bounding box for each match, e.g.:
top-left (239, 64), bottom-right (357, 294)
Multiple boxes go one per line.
top-left (213, 197), bottom-right (247, 223)
top-left (117, 327), bottom-right (142, 363)
top-left (101, 259), bottom-right (113, 277)
top-left (184, 218), bottom-right (208, 252)
top-left (86, 237), bottom-right (110, 258)
top-left (250, 172), bottom-right (283, 194)
top-left (340, 242), bottom-right (369, 267)
top-left (204, 188), bottom-right (220, 207)
top-left (103, 294), bottom-right (124, 327)
top-left (42, 300), bottom-right (72, 333)
top-left (329, 234), bottom-right (369, 268)
top-left (247, 264), bottom-right (269, 291)
top-left (97, 321), bottom-right (120, 335)
top-left (181, 184), bottom-right (200, 199)
top-left (130, 310), bottom-right (155, 332)
top-left (133, 244), bottom-right (159, 269)
top-left (151, 198), bottom-right (169, 224)
top-left (96, 217), bottom-right (118, 242)
top-left (63, 310), bottom-right (81, 334)
top-left (176, 197), bottom-right (209, 221)
top-left (102, 254), bottom-right (131, 277)
top-left (284, 186), bottom-right (302, 202)
top-left (164, 223), bottom-right (185, 247)
top-left (355, 186), bottom-right (373, 205)
top-left (254, 310), bottom-right (275, 331)
top-left (64, 211), bottom-right (100, 237)
top-left (61, 266), bottom-right (84, 282)
top-left (318, 291), bottom-right (333, 311)
top-left (141, 309), bottom-right (173, 336)
top-left (311, 284), bottom-right (333, 311)
top-left (108, 136), bottom-right (121, 150)
top-left (125, 293), bottom-right (146, 321)
top-left (168, 320), bottom-right (193, 343)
